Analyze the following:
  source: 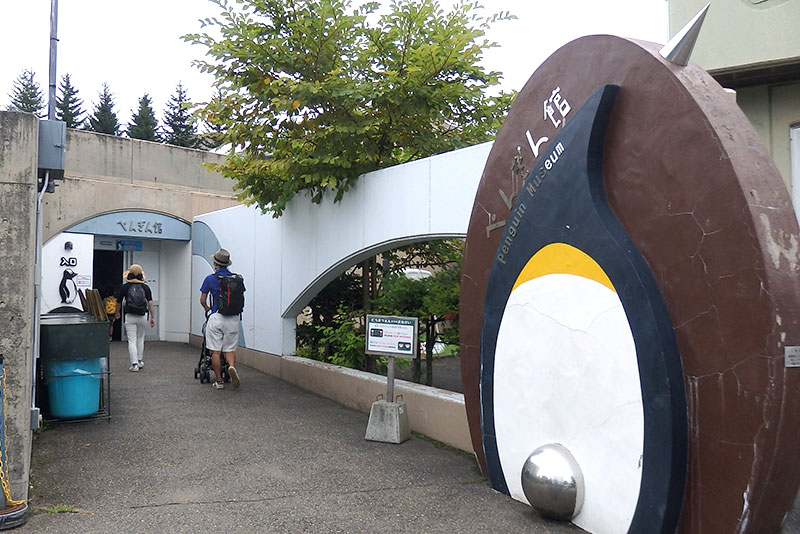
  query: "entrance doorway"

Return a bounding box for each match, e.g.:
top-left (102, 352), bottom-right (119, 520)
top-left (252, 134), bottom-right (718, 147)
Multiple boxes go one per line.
top-left (94, 249), bottom-right (124, 341)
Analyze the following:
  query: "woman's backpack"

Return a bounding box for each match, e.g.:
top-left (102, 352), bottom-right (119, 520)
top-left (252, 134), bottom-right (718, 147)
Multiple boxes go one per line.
top-left (125, 284), bottom-right (148, 315)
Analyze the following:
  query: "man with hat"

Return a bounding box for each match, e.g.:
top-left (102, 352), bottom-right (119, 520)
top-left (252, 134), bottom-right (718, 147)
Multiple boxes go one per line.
top-left (114, 264), bottom-right (156, 372)
top-left (199, 248), bottom-right (244, 389)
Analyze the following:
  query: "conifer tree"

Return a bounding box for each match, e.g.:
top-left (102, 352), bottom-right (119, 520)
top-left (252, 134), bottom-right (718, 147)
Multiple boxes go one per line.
top-left (162, 82), bottom-right (199, 148)
top-left (87, 83), bottom-right (120, 135)
top-left (126, 93), bottom-right (160, 141)
top-left (7, 69), bottom-right (45, 116)
top-left (199, 88), bottom-right (227, 150)
top-left (56, 74), bottom-right (85, 128)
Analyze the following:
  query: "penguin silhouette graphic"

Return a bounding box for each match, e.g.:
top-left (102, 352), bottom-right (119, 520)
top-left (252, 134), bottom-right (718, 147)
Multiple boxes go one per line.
top-left (59, 268), bottom-right (78, 304)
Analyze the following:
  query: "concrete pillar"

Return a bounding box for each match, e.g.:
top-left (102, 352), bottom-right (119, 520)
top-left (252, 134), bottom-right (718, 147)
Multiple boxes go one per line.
top-left (282, 316), bottom-right (297, 356)
top-left (0, 112), bottom-right (38, 500)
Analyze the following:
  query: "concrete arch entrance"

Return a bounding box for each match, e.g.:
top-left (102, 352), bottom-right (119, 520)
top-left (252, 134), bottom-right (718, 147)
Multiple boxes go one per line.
top-left (43, 209), bottom-right (193, 343)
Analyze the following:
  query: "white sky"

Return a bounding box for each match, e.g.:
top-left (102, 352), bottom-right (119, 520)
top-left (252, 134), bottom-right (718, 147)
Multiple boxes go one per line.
top-left (0, 0), bottom-right (668, 126)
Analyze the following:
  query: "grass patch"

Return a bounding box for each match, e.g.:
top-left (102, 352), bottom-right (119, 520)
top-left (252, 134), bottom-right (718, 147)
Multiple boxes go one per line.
top-left (44, 505), bottom-right (80, 514)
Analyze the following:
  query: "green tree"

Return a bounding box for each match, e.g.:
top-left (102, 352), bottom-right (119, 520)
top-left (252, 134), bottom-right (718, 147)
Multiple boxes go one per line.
top-left (199, 88), bottom-right (227, 150)
top-left (297, 269), bottom-right (363, 363)
top-left (87, 83), bottom-right (120, 135)
top-left (126, 93), bottom-right (161, 141)
top-left (374, 241), bottom-right (462, 385)
top-left (185, 0), bottom-right (515, 216)
top-left (56, 74), bottom-right (85, 128)
top-left (162, 82), bottom-right (199, 147)
top-left (296, 239), bottom-right (463, 382)
top-left (7, 69), bottom-right (45, 116)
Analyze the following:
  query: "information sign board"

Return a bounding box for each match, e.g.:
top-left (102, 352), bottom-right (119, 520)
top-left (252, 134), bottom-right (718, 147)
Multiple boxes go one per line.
top-left (366, 315), bottom-right (418, 358)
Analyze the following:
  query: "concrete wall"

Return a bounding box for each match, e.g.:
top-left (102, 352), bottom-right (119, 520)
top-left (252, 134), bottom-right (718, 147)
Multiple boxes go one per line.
top-left (669, 1), bottom-right (800, 191)
top-left (736, 82), bottom-right (800, 190)
top-left (0, 112), bottom-right (37, 501)
top-left (669, 0), bottom-right (800, 71)
top-left (43, 129), bottom-right (240, 242)
top-left (192, 336), bottom-right (473, 453)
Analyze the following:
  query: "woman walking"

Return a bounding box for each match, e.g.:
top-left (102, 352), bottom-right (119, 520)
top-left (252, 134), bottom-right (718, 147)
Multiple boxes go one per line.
top-left (114, 264), bottom-right (155, 371)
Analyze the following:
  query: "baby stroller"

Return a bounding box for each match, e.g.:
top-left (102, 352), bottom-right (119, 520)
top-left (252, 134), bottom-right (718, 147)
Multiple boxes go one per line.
top-left (194, 313), bottom-right (230, 384)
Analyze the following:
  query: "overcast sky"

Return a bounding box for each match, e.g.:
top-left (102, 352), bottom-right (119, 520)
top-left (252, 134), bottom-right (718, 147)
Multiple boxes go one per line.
top-left (0, 0), bottom-right (668, 126)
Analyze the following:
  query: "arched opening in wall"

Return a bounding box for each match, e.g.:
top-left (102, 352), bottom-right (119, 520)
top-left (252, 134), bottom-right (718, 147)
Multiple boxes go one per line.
top-left (294, 237), bottom-right (464, 393)
top-left (43, 210), bottom-right (193, 344)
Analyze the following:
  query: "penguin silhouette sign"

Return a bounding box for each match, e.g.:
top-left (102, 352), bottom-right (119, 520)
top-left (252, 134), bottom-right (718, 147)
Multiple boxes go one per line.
top-left (59, 268), bottom-right (78, 304)
top-left (460, 33), bottom-right (800, 534)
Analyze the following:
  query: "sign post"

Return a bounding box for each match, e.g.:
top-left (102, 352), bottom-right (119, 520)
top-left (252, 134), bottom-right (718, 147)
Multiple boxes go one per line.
top-left (364, 314), bottom-right (417, 444)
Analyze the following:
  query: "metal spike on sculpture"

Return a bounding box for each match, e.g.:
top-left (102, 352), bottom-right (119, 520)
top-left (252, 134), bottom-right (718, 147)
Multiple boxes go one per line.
top-left (659, 3), bottom-right (710, 66)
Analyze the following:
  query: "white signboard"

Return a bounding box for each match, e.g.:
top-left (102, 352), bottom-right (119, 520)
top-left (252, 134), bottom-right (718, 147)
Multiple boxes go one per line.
top-left (366, 315), bottom-right (418, 357)
top-left (785, 346), bottom-right (800, 368)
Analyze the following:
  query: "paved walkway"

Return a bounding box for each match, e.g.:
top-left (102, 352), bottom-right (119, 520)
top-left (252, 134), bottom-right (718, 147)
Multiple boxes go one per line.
top-left (24, 341), bottom-right (582, 534)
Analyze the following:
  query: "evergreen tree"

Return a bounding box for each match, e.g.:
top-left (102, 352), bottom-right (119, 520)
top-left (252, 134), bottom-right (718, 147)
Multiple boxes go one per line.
top-left (126, 93), bottom-right (160, 141)
top-left (199, 88), bottom-right (227, 150)
top-left (87, 83), bottom-right (120, 135)
top-left (7, 69), bottom-right (45, 116)
top-left (162, 82), bottom-right (199, 148)
top-left (56, 74), bottom-right (85, 128)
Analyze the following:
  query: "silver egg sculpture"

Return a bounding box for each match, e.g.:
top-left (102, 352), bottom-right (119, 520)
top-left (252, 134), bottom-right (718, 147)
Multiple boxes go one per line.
top-left (521, 443), bottom-right (585, 521)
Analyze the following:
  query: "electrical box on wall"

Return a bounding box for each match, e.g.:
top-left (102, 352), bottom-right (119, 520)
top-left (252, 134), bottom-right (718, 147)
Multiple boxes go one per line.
top-left (38, 119), bottom-right (66, 191)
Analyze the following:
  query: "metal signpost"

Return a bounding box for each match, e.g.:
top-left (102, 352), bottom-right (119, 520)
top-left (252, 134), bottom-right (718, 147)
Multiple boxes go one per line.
top-left (364, 315), bottom-right (418, 444)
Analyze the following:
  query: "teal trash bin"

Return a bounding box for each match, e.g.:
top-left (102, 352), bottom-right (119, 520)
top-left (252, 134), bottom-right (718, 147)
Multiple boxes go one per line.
top-left (43, 358), bottom-right (102, 419)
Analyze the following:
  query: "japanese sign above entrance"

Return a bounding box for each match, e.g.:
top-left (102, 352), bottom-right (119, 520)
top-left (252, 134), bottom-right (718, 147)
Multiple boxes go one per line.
top-left (65, 210), bottom-right (191, 241)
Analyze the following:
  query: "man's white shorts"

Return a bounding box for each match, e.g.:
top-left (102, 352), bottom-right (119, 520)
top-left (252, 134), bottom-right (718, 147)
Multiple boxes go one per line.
top-left (205, 312), bottom-right (240, 352)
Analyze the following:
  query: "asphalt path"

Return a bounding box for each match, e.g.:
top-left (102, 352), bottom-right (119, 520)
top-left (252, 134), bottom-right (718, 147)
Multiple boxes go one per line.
top-left (25, 341), bottom-right (582, 534)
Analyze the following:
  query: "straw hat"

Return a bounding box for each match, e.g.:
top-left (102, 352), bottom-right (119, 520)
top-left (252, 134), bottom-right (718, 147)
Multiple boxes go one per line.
top-left (123, 264), bottom-right (146, 284)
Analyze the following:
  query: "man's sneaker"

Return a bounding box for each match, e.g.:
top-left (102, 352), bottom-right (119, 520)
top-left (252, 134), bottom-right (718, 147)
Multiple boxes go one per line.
top-left (129, 364), bottom-right (139, 372)
top-left (212, 381), bottom-right (224, 389)
top-left (138, 360), bottom-right (144, 368)
top-left (228, 366), bottom-right (240, 388)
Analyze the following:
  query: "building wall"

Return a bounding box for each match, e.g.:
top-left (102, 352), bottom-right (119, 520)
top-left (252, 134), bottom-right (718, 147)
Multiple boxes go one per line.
top-left (669, 1), bottom-right (800, 192)
top-left (0, 112), bottom-right (38, 501)
top-left (669, 0), bottom-right (800, 71)
top-left (736, 82), bottom-right (800, 190)
top-left (43, 129), bottom-right (240, 242)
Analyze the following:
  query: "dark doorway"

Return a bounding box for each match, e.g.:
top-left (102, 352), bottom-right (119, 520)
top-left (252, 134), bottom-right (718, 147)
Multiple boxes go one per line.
top-left (94, 249), bottom-right (124, 341)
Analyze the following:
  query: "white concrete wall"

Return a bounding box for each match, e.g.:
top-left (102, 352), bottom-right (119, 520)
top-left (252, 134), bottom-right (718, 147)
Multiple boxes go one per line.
top-left (192, 142), bottom-right (492, 357)
top-left (161, 241), bottom-right (192, 343)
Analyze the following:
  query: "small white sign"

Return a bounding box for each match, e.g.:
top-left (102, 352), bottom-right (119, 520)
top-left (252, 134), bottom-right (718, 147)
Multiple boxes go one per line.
top-left (785, 346), bottom-right (800, 368)
top-left (74, 275), bottom-right (92, 288)
top-left (366, 315), bottom-right (418, 357)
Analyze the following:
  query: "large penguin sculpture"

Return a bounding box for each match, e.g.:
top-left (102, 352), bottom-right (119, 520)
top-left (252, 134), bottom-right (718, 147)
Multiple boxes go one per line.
top-left (460, 28), bottom-right (800, 534)
top-left (479, 84), bottom-right (686, 534)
